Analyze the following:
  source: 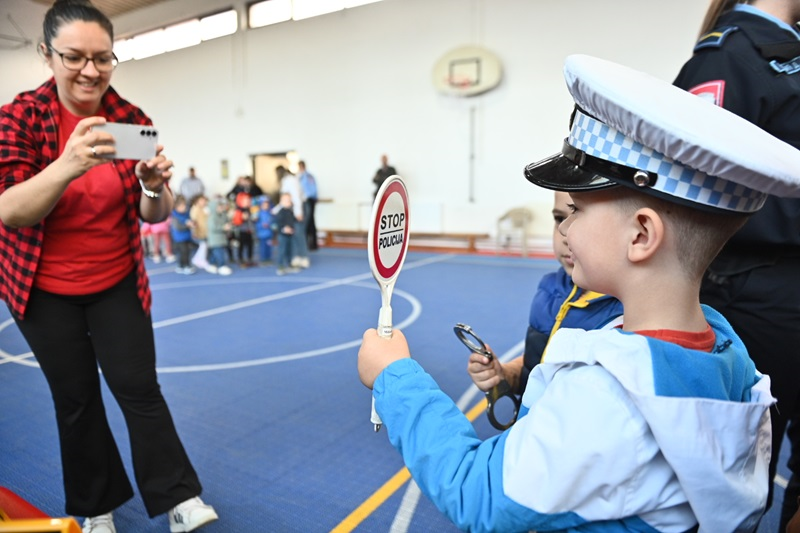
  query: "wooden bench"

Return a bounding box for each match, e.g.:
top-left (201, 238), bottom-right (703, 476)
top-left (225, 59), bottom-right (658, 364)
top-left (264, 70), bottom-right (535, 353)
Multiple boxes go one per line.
top-left (320, 230), bottom-right (490, 253)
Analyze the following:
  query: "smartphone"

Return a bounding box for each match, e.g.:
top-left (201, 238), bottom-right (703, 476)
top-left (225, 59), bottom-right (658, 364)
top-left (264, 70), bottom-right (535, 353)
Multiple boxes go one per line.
top-left (92, 122), bottom-right (158, 161)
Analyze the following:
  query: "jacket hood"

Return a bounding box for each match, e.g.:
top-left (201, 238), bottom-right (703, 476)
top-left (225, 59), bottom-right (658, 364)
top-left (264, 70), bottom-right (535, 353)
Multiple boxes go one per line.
top-left (542, 306), bottom-right (775, 532)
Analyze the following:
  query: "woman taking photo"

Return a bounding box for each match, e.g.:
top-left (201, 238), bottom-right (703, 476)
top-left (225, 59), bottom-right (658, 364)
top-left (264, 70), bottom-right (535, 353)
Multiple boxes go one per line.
top-left (0, 1), bottom-right (218, 531)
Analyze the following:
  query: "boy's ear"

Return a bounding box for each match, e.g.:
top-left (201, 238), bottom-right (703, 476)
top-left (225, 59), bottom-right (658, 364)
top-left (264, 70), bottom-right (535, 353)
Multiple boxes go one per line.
top-left (628, 207), bottom-right (664, 263)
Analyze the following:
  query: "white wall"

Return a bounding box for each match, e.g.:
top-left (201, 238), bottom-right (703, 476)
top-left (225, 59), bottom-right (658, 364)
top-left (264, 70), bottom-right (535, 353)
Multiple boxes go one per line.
top-left (1, 0), bottom-right (708, 239)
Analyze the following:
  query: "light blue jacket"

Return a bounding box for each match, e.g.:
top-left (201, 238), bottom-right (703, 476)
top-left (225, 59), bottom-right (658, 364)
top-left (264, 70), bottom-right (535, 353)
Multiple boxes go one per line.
top-left (374, 306), bottom-right (773, 532)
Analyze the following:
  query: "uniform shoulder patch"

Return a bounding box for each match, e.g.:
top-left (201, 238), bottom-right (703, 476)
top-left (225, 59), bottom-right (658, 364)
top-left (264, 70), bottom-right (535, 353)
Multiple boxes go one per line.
top-left (687, 80), bottom-right (726, 107)
top-left (694, 25), bottom-right (740, 52)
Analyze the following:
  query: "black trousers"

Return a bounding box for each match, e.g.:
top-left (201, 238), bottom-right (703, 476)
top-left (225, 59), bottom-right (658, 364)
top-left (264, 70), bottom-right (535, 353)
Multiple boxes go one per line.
top-left (13, 272), bottom-right (201, 517)
top-left (174, 240), bottom-right (193, 269)
top-left (700, 255), bottom-right (800, 528)
top-left (305, 198), bottom-right (318, 250)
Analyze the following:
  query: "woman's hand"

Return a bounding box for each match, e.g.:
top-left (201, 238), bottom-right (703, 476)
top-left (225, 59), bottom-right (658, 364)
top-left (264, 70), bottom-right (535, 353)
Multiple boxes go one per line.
top-left (58, 116), bottom-right (115, 179)
top-left (135, 144), bottom-right (173, 192)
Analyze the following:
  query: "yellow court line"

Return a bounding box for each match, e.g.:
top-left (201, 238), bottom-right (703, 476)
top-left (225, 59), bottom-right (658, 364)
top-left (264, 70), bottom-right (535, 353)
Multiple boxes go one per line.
top-left (330, 397), bottom-right (488, 533)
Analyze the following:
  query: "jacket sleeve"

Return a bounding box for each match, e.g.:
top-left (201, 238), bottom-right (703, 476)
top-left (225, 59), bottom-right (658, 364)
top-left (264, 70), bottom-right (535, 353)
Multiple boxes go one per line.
top-left (374, 355), bottom-right (682, 532)
top-left (374, 359), bottom-right (545, 533)
top-left (374, 359), bottom-right (620, 532)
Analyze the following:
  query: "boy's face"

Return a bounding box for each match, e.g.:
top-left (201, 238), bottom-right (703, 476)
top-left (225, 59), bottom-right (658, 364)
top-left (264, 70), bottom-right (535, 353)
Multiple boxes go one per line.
top-left (280, 194), bottom-right (292, 207)
top-left (558, 189), bottom-right (627, 296)
top-left (552, 191), bottom-right (573, 275)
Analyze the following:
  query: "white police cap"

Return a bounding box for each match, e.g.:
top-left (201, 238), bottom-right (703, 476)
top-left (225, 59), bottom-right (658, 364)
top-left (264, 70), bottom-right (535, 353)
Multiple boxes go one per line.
top-left (525, 54), bottom-right (800, 213)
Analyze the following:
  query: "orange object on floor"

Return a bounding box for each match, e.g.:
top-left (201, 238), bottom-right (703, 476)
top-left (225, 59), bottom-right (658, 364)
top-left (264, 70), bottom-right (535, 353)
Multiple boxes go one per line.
top-left (0, 487), bottom-right (48, 520)
top-left (0, 486), bottom-right (80, 532)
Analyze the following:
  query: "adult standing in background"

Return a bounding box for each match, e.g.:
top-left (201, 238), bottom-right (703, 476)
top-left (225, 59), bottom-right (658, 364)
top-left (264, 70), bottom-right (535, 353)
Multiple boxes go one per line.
top-left (179, 166), bottom-right (205, 205)
top-left (298, 160), bottom-right (318, 250)
top-left (673, 0), bottom-right (800, 528)
top-left (372, 154), bottom-right (397, 198)
top-left (226, 174), bottom-right (263, 201)
top-left (0, 1), bottom-right (217, 532)
top-left (276, 165), bottom-right (309, 268)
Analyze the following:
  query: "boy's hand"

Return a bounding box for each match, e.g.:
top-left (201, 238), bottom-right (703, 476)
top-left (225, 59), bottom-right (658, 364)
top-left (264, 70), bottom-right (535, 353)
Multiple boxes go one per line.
top-left (467, 352), bottom-right (506, 392)
top-left (358, 328), bottom-right (411, 389)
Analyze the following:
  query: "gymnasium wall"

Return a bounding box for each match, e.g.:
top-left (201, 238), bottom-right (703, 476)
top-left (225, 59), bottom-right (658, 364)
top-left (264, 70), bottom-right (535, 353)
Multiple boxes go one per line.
top-left (1, 0), bottom-right (708, 243)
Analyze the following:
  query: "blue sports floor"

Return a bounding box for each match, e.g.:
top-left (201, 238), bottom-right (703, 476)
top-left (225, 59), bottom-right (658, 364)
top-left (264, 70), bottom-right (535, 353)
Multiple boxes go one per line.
top-left (0, 248), bottom-right (791, 532)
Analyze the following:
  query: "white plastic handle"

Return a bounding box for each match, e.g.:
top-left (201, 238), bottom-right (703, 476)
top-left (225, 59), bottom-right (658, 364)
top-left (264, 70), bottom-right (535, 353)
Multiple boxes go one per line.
top-left (371, 305), bottom-right (393, 431)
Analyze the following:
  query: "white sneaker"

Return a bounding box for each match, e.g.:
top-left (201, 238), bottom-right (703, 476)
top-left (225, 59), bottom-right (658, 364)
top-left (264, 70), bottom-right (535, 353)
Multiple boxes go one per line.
top-left (204, 265), bottom-right (218, 274)
top-left (299, 257), bottom-right (310, 268)
top-left (218, 266), bottom-right (232, 276)
top-left (165, 254), bottom-right (177, 264)
top-left (152, 255), bottom-right (162, 264)
top-left (82, 512), bottom-right (116, 533)
top-left (290, 257), bottom-right (302, 267)
top-left (169, 496), bottom-right (218, 532)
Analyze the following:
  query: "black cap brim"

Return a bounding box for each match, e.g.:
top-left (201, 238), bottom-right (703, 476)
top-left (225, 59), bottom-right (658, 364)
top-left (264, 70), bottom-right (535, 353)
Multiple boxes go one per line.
top-left (524, 141), bottom-right (618, 192)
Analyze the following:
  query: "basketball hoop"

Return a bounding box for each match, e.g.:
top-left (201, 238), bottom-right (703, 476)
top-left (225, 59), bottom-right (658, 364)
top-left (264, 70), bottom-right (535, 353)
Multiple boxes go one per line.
top-left (432, 45), bottom-right (503, 97)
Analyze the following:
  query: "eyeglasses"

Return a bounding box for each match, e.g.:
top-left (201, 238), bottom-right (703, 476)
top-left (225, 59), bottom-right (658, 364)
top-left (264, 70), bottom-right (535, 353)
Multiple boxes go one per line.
top-left (49, 47), bottom-right (118, 72)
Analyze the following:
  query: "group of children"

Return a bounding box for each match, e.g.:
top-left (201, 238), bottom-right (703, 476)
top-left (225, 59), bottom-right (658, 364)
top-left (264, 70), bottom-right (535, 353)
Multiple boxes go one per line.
top-left (140, 189), bottom-right (307, 277)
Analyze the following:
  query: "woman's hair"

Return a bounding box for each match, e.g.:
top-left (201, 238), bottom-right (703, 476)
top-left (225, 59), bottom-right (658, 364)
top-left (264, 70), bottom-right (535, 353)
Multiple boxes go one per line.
top-left (43, 0), bottom-right (113, 48)
top-left (698, 0), bottom-right (752, 37)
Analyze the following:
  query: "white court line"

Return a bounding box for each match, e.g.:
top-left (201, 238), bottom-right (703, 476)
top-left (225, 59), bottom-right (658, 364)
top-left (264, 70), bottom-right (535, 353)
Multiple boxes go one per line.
top-left (0, 319), bottom-right (38, 367)
top-left (151, 253), bottom-right (451, 329)
top-left (153, 254), bottom-right (453, 372)
top-left (0, 254), bottom-right (453, 372)
top-left (389, 340), bottom-right (525, 533)
top-left (156, 284), bottom-right (421, 373)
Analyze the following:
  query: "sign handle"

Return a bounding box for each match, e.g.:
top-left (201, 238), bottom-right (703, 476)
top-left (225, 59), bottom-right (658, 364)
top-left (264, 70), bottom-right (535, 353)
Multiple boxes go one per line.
top-left (371, 285), bottom-right (394, 431)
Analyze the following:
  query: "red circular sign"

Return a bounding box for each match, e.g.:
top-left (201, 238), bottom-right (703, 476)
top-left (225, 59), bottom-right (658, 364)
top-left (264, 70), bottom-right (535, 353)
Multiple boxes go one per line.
top-left (371, 180), bottom-right (409, 281)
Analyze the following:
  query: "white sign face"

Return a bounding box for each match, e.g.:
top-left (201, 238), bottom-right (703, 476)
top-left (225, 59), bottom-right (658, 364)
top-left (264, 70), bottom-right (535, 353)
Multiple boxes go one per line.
top-left (369, 177), bottom-right (409, 283)
top-left (376, 190), bottom-right (406, 275)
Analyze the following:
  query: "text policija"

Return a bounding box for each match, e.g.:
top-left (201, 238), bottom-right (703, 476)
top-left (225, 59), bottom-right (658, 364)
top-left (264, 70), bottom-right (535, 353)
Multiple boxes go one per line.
top-left (379, 212), bottom-right (405, 249)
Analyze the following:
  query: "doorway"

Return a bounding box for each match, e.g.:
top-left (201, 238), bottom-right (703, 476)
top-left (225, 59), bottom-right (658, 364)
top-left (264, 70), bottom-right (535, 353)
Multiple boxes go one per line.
top-left (251, 152), bottom-right (293, 203)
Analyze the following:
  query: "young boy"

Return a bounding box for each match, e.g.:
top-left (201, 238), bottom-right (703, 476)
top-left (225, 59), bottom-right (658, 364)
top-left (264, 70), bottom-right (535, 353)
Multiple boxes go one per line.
top-left (273, 192), bottom-right (299, 276)
top-left (468, 190), bottom-right (623, 396)
top-left (255, 195), bottom-right (274, 266)
top-left (206, 197), bottom-right (233, 276)
top-left (358, 55), bottom-right (800, 532)
top-left (170, 195), bottom-right (195, 275)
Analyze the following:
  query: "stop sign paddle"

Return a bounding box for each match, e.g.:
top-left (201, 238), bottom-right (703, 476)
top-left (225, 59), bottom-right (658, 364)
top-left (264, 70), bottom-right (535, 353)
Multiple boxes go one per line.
top-left (367, 176), bottom-right (410, 431)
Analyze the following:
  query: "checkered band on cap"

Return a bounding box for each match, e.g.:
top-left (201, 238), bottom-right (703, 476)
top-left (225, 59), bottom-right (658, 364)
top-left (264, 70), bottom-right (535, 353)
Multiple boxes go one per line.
top-left (568, 109), bottom-right (767, 213)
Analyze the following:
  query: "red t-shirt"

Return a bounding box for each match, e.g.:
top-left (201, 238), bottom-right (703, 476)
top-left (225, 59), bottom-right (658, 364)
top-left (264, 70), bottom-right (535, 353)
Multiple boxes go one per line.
top-left (636, 325), bottom-right (716, 352)
top-left (34, 105), bottom-right (134, 294)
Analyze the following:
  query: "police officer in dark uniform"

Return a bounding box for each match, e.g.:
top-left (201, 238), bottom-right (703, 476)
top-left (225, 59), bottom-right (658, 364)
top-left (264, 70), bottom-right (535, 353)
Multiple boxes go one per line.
top-left (673, 1), bottom-right (800, 529)
top-left (372, 154), bottom-right (397, 198)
